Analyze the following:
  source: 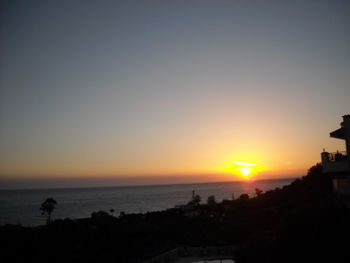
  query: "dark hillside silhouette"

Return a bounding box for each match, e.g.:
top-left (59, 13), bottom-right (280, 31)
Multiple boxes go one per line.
top-left (0, 164), bottom-right (348, 263)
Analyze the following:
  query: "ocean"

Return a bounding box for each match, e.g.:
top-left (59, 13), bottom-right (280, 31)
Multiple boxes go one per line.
top-left (0, 178), bottom-right (295, 226)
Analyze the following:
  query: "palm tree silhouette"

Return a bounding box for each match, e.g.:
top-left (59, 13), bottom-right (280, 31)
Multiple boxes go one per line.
top-left (40, 198), bottom-right (57, 224)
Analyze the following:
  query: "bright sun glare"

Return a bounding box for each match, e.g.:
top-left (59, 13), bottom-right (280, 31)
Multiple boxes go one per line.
top-left (221, 159), bottom-right (261, 179)
top-left (234, 161), bottom-right (257, 179)
top-left (241, 167), bottom-right (251, 176)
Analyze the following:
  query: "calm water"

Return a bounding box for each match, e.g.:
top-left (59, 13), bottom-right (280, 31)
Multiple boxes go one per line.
top-left (0, 178), bottom-right (295, 226)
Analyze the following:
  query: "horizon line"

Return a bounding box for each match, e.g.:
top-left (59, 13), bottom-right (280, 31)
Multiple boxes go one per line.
top-left (0, 176), bottom-right (301, 191)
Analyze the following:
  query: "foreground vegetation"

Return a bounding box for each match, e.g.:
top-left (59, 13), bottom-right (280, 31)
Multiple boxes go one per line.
top-left (1, 164), bottom-right (349, 263)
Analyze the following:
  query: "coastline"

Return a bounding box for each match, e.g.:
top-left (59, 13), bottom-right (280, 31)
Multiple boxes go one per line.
top-left (2, 165), bottom-right (348, 263)
top-left (0, 178), bottom-right (295, 226)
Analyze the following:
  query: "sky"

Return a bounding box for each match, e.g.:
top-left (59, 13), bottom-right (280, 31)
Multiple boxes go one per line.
top-left (1, 0), bottom-right (349, 188)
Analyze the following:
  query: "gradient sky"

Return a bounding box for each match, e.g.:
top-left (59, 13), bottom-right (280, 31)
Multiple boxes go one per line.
top-left (1, 0), bottom-right (349, 188)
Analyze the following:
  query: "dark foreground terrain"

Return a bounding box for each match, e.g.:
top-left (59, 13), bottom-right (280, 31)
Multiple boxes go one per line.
top-left (1, 164), bottom-right (349, 263)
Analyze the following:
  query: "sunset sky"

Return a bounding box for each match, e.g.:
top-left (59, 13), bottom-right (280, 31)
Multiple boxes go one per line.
top-left (1, 0), bottom-right (349, 188)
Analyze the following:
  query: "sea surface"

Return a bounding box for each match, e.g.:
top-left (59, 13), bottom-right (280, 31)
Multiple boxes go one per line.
top-left (0, 178), bottom-right (295, 226)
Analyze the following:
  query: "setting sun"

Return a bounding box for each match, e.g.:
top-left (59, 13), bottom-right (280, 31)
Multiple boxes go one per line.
top-left (241, 167), bottom-right (252, 176)
top-left (235, 161), bottom-right (257, 179)
top-left (221, 160), bottom-right (259, 179)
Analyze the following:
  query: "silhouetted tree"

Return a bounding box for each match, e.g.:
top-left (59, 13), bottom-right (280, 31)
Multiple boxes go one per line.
top-left (188, 190), bottom-right (201, 206)
top-left (109, 209), bottom-right (115, 216)
top-left (307, 163), bottom-right (323, 177)
top-left (239, 193), bottom-right (249, 200)
top-left (119, 211), bottom-right (126, 218)
top-left (193, 194), bottom-right (201, 205)
top-left (207, 195), bottom-right (217, 205)
top-left (255, 188), bottom-right (263, 196)
top-left (91, 210), bottom-right (110, 219)
top-left (40, 198), bottom-right (57, 224)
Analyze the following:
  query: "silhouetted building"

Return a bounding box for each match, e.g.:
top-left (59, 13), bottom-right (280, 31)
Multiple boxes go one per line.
top-left (321, 115), bottom-right (350, 194)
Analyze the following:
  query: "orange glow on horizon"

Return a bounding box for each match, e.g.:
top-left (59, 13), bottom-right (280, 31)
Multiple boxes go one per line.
top-left (221, 160), bottom-right (261, 180)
